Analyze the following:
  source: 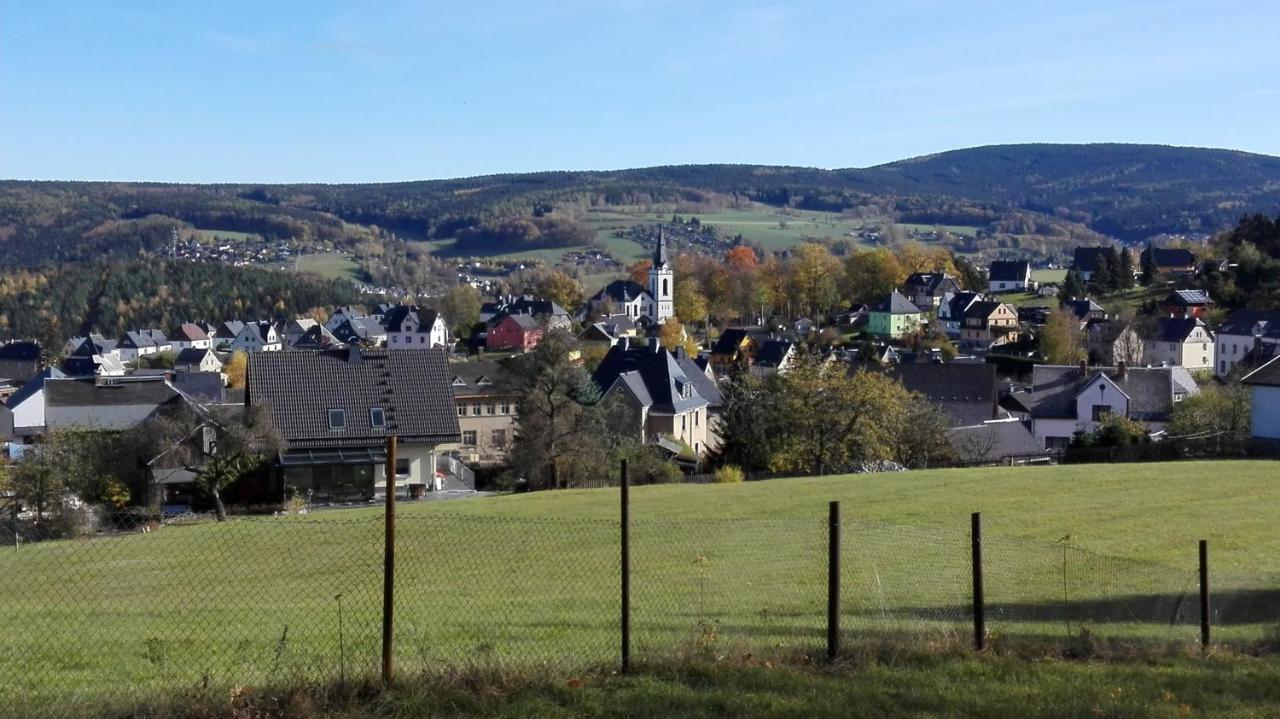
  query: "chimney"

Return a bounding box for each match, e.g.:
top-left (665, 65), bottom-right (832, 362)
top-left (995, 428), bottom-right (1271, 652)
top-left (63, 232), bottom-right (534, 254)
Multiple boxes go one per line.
top-left (346, 346), bottom-right (363, 364)
top-left (1117, 361), bottom-right (1127, 380)
top-left (1078, 359), bottom-right (1087, 374)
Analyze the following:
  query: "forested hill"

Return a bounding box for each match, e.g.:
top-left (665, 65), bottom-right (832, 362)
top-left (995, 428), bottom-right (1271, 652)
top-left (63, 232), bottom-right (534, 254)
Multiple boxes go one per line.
top-left (849, 144), bottom-right (1280, 239)
top-left (2, 144), bottom-right (1280, 267)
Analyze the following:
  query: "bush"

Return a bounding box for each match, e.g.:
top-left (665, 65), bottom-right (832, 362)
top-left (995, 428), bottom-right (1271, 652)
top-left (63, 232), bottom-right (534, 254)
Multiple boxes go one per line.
top-left (713, 466), bottom-right (745, 483)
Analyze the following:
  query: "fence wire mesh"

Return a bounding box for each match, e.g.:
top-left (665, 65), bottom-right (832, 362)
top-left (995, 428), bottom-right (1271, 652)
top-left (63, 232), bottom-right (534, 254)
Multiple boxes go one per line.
top-left (0, 499), bottom-right (1276, 717)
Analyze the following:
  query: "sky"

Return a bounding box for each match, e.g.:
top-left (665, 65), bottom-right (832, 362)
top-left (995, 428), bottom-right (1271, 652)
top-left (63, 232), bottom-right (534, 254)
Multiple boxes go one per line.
top-left (3, 0), bottom-right (1280, 183)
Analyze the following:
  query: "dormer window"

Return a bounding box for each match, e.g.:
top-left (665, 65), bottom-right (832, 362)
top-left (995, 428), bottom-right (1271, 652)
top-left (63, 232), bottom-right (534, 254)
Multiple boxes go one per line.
top-left (451, 376), bottom-right (466, 386)
top-left (369, 408), bottom-right (386, 428)
top-left (328, 409), bottom-right (346, 430)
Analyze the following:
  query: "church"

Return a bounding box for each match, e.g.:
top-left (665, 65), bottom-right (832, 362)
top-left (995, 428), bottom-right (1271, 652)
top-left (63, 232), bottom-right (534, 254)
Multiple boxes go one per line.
top-left (586, 229), bottom-right (674, 324)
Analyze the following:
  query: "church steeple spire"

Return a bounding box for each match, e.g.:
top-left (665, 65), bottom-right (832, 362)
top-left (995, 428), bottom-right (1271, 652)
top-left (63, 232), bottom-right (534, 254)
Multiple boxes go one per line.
top-left (653, 226), bottom-right (669, 267)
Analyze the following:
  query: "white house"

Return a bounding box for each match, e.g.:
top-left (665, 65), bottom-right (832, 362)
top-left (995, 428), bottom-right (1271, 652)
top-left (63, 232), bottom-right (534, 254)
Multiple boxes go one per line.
top-left (1242, 357), bottom-right (1280, 442)
top-left (937, 291), bottom-right (983, 339)
top-left (171, 323), bottom-right (213, 351)
top-left (987, 261), bottom-right (1032, 293)
top-left (0, 368), bottom-right (63, 443)
top-left (1144, 317), bottom-right (1214, 370)
top-left (1214, 310), bottom-right (1280, 378)
top-left (383, 306), bottom-right (449, 349)
top-left (230, 321), bottom-right (283, 353)
top-left (173, 348), bottom-right (224, 375)
top-left (282, 318), bottom-right (318, 349)
top-left (117, 330), bottom-right (171, 361)
top-left (1025, 363), bottom-right (1198, 450)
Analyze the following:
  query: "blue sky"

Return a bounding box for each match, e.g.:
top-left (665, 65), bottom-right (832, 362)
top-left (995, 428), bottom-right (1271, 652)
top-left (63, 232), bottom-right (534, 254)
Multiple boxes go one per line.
top-left (3, 0), bottom-right (1279, 182)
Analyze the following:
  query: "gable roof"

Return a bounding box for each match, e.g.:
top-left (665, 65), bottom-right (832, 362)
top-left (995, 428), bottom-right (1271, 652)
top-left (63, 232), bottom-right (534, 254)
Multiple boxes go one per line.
top-left (1218, 309), bottom-right (1280, 339)
top-left (753, 339), bottom-right (794, 369)
top-left (173, 348), bottom-right (218, 365)
top-left (988, 261), bottom-right (1031, 283)
top-left (964, 300), bottom-right (1009, 321)
top-left (591, 280), bottom-right (652, 305)
top-left (1026, 365), bottom-right (1196, 421)
top-left (175, 323), bottom-right (210, 342)
top-left (1155, 317), bottom-right (1207, 343)
top-left (872, 291), bottom-right (921, 315)
top-left (449, 360), bottom-right (513, 398)
top-left (946, 419), bottom-right (1046, 461)
top-left (247, 349), bottom-right (460, 449)
top-left (1072, 246), bottom-right (1113, 271)
top-left (903, 272), bottom-right (958, 295)
top-left (884, 362), bottom-right (998, 426)
top-left (4, 367), bottom-right (64, 410)
top-left (383, 305), bottom-right (443, 334)
top-left (1144, 247), bottom-right (1197, 268)
top-left (0, 341), bottom-right (41, 362)
top-left (291, 324), bottom-right (344, 350)
top-left (711, 328), bottom-right (757, 356)
top-left (593, 341), bottom-right (710, 414)
top-left (331, 316), bottom-right (386, 344)
top-left (1063, 298), bottom-right (1106, 319)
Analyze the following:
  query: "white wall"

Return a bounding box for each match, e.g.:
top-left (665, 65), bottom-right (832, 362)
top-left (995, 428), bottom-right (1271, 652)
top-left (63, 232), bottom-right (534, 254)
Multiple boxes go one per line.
top-left (1251, 386), bottom-right (1280, 440)
top-left (1073, 376), bottom-right (1128, 431)
top-left (372, 443), bottom-right (438, 497)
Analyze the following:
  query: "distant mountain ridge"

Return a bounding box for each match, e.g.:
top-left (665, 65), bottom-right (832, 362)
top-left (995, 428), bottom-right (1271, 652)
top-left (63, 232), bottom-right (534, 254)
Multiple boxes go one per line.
top-left (2, 143), bottom-right (1279, 267)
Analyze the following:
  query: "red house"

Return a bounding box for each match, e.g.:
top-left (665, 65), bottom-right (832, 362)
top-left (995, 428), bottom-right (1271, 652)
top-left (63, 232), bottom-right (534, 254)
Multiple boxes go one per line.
top-left (486, 313), bottom-right (543, 352)
top-left (1162, 289), bottom-right (1213, 319)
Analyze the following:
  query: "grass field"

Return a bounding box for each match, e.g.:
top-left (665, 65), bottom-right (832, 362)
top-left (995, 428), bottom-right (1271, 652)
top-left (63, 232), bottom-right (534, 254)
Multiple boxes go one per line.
top-left (194, 228), bottom-right (260, 243)
top-left (5, 461), bottom-right (1280, 715)
top-left (1030, 268), bottom-right (1068, 284)
top-left (294, 252), bottom-right (364, 282)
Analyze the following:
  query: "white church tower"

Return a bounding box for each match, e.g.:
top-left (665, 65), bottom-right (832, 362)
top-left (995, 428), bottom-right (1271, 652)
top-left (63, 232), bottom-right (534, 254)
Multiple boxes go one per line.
top-left (648, 228), bottom-right (674, 322)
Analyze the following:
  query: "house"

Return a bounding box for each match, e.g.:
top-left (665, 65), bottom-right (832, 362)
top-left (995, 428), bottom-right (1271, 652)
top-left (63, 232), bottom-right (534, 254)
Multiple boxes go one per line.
top-left (247, 348), bottom-right (461, 501)
top-left (1024, 363), bottom-right (1198, 450)
top-left (383, 305), bottom-right (449, 349)
top-left (230, 321), bottom-right (283, 353)
top-left (946, 419), bottom-right (1054, 466)
top-left (211, 321), bottom-right (246, 351)
top-left (579, 314), bottom-right (638, 347)
top-left (750, 339), bottom-right (796, 376)
top-left (173, 348), bottom-right (225, 375)
top-left (481, 295), bottom-right (572, 330)
top-left (1062, 298), bottom-right (1110, 327)
top-left (959, 301), bottom-right (1018, 349)
top-left (1071, 247), bottom-right (1114, 281)
top-left (117, 330), bottom-right (171, 361)
top-left (885, 362), bottom-right (1000, 427)
top-left (171, 323), bottom-right (213, 351)
top-left (486, 313), bottom-right (543, 352)
top-left (0, 367), bottom-right (64, 442)
top-left (1241, 357), bottom-right (1280, 443)
top-left (324, 307), bottom-right (366, 333)
top-left (938, 292), bottom-right (983, 339)
top-left (1162, 289), bottom-right (1213, 319)
top-left (331, 316), bottom-right (387, 347)
top-left (1086, 320), bottom-right (1144, 366)
top-left (709, 328), bottom-right (761, 369)
top-left (0, 341), bottom-right (42, 384)
top-left (1214, 309), bottom-right (1280, 378)
top-left (1144, 317), bottom-right (1214, 370)
top-left (988, 261), bottom-right (1032, 293)
top-left (902, 272), bottom-right (960, 310)
top-left (868, 291), bottom-right (925, 339)
top-left (61, 353), bottom-right (126, 378)
top-left (592, 339), bottom-right (713, 456)
top-left (1141, 246), bottom-right (1198, 277)
top-left (290, 324), bottom-right (345, 351)
top-left (43, 375), bottom-right (182, 432)
top-left (447, 360), bottom-right (518, 467)
top-left (282, 319), bottom-right (319, 349)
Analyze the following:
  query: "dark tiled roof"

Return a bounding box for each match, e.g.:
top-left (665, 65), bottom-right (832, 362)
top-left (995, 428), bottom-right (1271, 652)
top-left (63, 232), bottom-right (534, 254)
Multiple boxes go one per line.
top-left (498, 313), bottom-right (541, 331)
top-left (753, 339), bottom-right (794, 369)
top-left (1155, 317), bottom-right (1206, 343)
top-left (449, 360), bottom-right (515, 398)
top-left (872, 291), bottom-right (922, 315)
top-left (1072, 246), bottom-right (1112, 272)
top-left (291, 324), bottom-right (344, 350)
top-left (1218, 309), bottom-right (1280, 339)
top-left (1243, 356), bottom-right (1280, 387)
top-left (885, 363), bottom-right (997, 426)
top-left (592, 280), bottom-right (651, 304)
top-left (946, 420), bottom-right (1046, 460)
top-left (1145, 247), bottom-right (1197, 268)
top-left (1063, 298), bottom-right (1106, 319)
top-left (903, 272), bottom-right (958, 295)
top-left (4, 368), bottom-right (64, 409)
top-left (247, 349), bottom-right (460, 449)
top-left (988, 261), bottom-right (1030, 283)
top-left (383, 305), bottom-right (443, 334)
top-left (1026, 365), bottom-right (1194, 421)
top-left (964, 300), bottom-right (1006, 321)
top-left (593, 341), bottom-right (710, 414)
top-left (674, 351), bottom-right (721, 408)
top-left (172, 372), bottom-right (227, 403)
top-left (0, 341), bottom-right (41, 361)
top-left (711, 328), bottom-right (755, 356)
top-left (174, 348), bottom-right (216, 365)
top-left (45, 377), bottom-right (179, 408)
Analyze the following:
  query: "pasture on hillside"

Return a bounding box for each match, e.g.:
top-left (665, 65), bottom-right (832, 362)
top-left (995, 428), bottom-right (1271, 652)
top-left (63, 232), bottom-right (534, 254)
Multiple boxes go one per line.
top-left (294, 252), bottom-right (364, 282)
top-left (4, 461), bottom-right (1280, 716)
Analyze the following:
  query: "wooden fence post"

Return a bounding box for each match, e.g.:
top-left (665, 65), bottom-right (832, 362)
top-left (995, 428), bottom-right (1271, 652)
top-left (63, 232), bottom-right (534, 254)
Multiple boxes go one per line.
top-left (972, 512), bottom-right (985, 651)
top-left (381, 436), bottom-right (397, 685)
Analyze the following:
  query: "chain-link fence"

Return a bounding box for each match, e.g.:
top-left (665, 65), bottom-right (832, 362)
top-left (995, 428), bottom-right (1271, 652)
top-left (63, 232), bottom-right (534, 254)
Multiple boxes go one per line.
top-left (1, 496), bottom-right (1277, 717)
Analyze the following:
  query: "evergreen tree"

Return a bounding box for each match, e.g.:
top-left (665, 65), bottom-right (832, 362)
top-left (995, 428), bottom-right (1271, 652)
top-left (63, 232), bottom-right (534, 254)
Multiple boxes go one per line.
top-left (1117, 247), bottom-right (1135, 290)
top-left (1140, 243), bottom-right (1159, 286)
top-left (1093, 252), bottom-right (1115, 294)
top-left (1061, 269), bottom-right (1086, 301)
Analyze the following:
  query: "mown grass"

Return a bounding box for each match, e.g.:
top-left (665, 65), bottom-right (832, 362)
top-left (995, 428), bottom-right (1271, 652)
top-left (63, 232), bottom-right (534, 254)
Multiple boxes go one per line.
top-left (295, 252), bottom-right (364, 282)
top-left (4, 461), bottom-right (1280, 715)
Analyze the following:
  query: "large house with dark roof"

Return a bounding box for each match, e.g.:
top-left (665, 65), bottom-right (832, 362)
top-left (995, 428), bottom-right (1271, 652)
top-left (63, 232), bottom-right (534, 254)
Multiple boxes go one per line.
top-left (1071, 246), bottom-right (1114, 281)
top-left (959, 300), bottom-right (1018, 349)
top-left (1214, 309), bottom-right (1280, 378)
top-left (987, 261), bottom-right (1032, 293)
top-left (0, 367), bottom-right (64, 443)
top-left (1145, 317), bottom-right (1214, 370)
top-left (481, 295), bottom-right (572, 330)
top-left (447, 360), bottom-right (518, 466)
top-left (246, 348), bottom-right (461, 501)
top-left (0, 341), bottom-right (41, 384)
top-left (1021, 364), bottom-right (1199, 449)
top-left (383, 305), bottom-right (449, 349)
top-left (592, 339), bottom-right (716, 456)
top-left (1141, 246), bottom-right (1198, 277)
top-left (885, 362), bottom-right (1001, 427)
top-left (1162, 289), bottom-right (1213, 319)
top-left (902, 272), bottom-right (960, 310)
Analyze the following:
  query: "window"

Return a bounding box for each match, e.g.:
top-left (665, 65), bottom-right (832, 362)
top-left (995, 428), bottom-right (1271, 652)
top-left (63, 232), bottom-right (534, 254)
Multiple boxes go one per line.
top-left (463, 430), bottom-right (477, 446)
top-left (457, 404), bottom-right (465, 417)
top-left (327, 409), bottom-right (346, 430)
top-left (369, 408), bottom-right (386, 428)
top-left (682, 415), bottom-right (687, 432)
top-left (486, 402), bottom-right (496, 415)
top-left (391, 335), bottom-right (398, 343)
top-left (491, 429), bottom-right (506, 447)
top-left (662, 278), bottom-right (669, 296)
top-left (419, 336), bottom-right (425, 344)
top-left (1046, 436), bottom-right (1071, 450)
top-left (694, 409), bottom-right (699, 427)
top-left (500, 401), bottom-right (511, 414)
top-left (1091, 405), bottom-right (1111, 422)
top-left (472, 402), bottom-right (482, 416)
top-left (395, 458), bottom-right (410, 476)
top-left (1174, 392), bottom-right (1186, 402)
